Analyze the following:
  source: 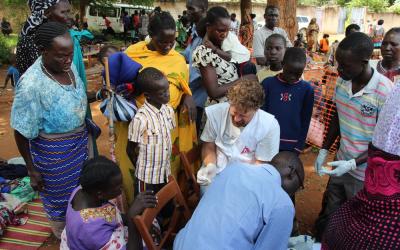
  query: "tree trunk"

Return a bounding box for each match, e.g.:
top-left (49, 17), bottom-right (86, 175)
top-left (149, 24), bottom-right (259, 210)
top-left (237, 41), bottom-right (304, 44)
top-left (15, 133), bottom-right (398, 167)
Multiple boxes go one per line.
top-left (240, 0), bottom-right (252, 25)
top-left (79, 0), bottom-right (90, 23)
top-left (267, 0), bottom-right (297, 42)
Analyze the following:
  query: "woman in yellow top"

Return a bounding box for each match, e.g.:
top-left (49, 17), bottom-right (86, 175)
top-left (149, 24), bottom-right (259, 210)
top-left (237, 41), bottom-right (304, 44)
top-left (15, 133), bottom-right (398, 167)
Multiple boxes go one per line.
top-left (116, 11), bottom-right (197, 204)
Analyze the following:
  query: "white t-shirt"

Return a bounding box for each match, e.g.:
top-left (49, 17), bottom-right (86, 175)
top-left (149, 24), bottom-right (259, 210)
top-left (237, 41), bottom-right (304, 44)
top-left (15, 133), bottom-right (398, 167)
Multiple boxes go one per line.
top-left (230, 20), bottom-right (240, 35)
top-left (201, 102), bottom-right (280, 172)
top-left (252, 26), bottom-right (292, 58)
top-left (222, 32), bottom-right (251, 64)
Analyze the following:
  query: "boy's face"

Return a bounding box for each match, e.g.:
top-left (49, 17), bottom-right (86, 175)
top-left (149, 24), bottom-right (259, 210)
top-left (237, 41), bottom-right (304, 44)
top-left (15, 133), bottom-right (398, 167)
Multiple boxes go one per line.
top-left (146, 78), bottom-right (170, 106)
top-left (282, 61), bottom-right (305, 84)
top-left (264, 38), bottom-right (286, 66)
top-left (336, 48), bottom-right (366, 81)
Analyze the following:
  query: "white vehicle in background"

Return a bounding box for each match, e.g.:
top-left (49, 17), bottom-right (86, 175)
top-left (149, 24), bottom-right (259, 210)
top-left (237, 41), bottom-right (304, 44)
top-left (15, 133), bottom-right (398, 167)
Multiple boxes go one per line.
top-left (297, 16), bottom-right (310, 31)
top-left (85, 3), bottom-right (153, 33)
top-left (256, 15), bottom-right (310, 33)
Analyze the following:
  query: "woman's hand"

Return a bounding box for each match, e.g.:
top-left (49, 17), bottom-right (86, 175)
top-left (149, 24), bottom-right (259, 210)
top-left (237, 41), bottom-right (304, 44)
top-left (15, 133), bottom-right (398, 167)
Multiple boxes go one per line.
top-left (29, 169), bottom-right (44, 192)
top-left (181, 94), bottom-right (197, 122)
top-left (128, 191), bottom-right (158, 217)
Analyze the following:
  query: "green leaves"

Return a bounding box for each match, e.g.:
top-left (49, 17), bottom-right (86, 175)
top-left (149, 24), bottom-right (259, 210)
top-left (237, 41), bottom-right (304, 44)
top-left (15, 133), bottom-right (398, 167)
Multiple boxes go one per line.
top-left (347, 0), bottom-right (389, 13)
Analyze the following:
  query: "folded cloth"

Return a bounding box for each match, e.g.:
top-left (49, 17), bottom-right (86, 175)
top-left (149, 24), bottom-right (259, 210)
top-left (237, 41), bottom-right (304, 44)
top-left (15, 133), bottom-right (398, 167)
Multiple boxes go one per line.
top-left (0, 163), bottom-right (28, 180)
top-left (10, 177), bottom-right (36, 203)
top-left (0, 193), bottom-right (26, 212)
top-left (7, 157), bottom-right (26, 165)
top-left (0, 206), bottom-right (28, 236)
top-left (108, 52), bottom-right (142, 88)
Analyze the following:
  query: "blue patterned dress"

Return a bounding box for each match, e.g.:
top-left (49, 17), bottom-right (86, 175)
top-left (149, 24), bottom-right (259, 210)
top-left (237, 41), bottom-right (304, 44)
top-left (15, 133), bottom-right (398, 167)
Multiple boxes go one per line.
top-left (11, 57), bottom-right (89, 222)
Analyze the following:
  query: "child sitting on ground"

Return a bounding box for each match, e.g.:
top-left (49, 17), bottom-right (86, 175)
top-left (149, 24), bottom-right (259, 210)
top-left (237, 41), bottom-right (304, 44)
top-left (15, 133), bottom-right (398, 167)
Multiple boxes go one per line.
top-left (261, 47), bottom-right (314, 154)
top-left (319, 34), bottom-right (330, 54)
top-left (61, 156), bottom-right (157, 249)
top-left (127, 67), bottom-right (176, 194)
top-left (257, 34), bottom-right (287, 82)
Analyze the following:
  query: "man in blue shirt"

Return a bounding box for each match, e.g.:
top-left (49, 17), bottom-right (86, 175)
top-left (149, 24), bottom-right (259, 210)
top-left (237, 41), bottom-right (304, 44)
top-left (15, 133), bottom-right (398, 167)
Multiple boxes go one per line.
top-left (174, 151), bottom-right (304, 250)
top-left (183, 0), bottom-right (208, 131)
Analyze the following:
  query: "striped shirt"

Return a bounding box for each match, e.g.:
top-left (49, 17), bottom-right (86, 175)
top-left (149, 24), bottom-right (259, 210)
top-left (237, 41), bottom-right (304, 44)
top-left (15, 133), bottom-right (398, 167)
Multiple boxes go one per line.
top-left (128, 101), bottom-right (176, 184)
top-left (334, 69), bottom-right (393, 181)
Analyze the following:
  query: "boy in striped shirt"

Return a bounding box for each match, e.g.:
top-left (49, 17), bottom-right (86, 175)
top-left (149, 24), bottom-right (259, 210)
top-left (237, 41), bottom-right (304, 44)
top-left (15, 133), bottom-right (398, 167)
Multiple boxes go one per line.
top-left (313, 32), bottom-right (393, 241)
top-left (127, 67), bottom-right (176, 195)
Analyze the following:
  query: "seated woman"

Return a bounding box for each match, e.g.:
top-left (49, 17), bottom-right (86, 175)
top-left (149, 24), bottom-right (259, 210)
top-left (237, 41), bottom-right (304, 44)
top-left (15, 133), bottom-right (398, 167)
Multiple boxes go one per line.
top-left (370, 28), bottom-right (400, 83)
top-left (322, 83), bottom-right (400, 249)
top-left (192, 6), bottom-right (240, 105)
top-left (61, 156), bottom-right (157, 250)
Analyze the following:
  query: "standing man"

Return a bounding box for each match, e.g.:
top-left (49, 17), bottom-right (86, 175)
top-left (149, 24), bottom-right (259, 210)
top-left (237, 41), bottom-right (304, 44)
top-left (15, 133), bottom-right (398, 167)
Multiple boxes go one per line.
top-left (139, 9), bottom-right (149, 41)
top-left (183, 0), bottom-right (209, 131)
top-left (253, 5), bottom-right (292, 66)
top-left (230, 13), bottom-right (240, 36)
top-left (102, 15), bottom-right (115, 37)
top-left (122, 11), bottom-right (130, 44)
top-left (313, 32), bottom-right (393, 241)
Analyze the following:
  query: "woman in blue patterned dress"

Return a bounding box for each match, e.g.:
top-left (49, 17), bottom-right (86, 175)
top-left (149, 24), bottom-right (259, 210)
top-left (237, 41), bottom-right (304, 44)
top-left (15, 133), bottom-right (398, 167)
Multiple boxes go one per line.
top-left (11, 22), bottom-right (94, 239)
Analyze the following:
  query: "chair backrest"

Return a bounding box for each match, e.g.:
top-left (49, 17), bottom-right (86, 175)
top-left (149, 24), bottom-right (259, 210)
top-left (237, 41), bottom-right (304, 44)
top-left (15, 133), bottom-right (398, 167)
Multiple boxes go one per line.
top-left (179, 145), bottom-right (201, 198)
top-left (133, 176), bottom-right (191, 250)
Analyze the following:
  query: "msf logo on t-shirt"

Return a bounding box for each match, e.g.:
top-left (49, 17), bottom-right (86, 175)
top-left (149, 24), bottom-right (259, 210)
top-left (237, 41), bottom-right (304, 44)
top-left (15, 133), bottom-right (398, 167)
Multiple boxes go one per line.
top-left (280, 92), bottom-right (292, 102)
top-left (241, 147), bottom-right (251, 154)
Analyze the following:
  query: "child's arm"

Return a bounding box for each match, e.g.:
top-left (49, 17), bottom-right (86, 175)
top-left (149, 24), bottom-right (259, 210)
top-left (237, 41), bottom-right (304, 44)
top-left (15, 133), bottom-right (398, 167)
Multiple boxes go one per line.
top-left (203, 39), bottom-right (232, 62)
top-left (295, 85), bottom-right (315, 153)
top-left (127, 115), bottom-right (144, 166)
top-left (127, 141), bottom-right (139, 166)
top-left (126, 191), bottom-right (157, 250)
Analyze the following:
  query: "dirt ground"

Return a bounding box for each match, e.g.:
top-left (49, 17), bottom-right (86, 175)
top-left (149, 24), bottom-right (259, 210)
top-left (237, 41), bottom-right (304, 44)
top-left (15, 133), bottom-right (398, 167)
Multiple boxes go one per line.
top-left (0, 64), bottom-right (329, 248)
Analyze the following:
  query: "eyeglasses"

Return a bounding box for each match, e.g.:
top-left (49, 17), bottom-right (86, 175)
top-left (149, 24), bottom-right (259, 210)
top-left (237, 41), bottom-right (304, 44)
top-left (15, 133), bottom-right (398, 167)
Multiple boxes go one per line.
top-left (289, 165), bottom-right (304, 191)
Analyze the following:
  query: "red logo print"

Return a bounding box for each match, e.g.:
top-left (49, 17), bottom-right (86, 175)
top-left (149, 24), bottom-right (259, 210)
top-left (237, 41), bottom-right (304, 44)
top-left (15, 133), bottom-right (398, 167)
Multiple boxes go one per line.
top-left (241, 147), bottom-right (251, 154)
top-left (280, 92), bottom-right (292, 102)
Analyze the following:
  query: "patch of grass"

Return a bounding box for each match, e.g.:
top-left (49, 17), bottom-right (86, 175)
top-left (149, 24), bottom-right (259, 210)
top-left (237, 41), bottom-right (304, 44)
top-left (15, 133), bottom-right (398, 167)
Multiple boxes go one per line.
top-left (0, 34), bottom-right (18, 64)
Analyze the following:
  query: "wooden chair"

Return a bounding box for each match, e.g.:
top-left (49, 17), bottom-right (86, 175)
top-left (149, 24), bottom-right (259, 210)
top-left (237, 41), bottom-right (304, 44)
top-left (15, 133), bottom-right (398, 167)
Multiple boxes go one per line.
top-left (179, 146), bottom-right (201, 208)
top-left (133, 176), bottom-right (191, 250)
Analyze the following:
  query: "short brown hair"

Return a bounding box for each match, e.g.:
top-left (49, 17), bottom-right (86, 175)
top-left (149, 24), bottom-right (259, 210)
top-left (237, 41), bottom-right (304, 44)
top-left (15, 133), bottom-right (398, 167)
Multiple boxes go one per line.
top-left (227, 78), bottom-right (265, 111)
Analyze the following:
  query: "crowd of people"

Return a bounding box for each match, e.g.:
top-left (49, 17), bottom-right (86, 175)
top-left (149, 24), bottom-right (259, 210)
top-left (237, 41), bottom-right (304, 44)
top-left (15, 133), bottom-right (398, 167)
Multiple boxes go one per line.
top-left (2, 0), bottom-right (400, 249)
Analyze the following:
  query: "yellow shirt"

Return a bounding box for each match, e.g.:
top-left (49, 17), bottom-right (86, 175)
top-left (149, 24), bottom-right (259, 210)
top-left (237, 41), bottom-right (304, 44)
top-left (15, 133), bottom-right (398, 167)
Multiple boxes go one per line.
top-left (125, 41), bottom-right (191, 109)
top-left (257, 67), bottom-right (282, 83)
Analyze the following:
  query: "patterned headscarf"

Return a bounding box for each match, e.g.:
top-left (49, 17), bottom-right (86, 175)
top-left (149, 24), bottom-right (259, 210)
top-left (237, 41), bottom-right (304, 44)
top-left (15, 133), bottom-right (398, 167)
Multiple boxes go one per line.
top-left (21, 0), bottom-right (60, 36)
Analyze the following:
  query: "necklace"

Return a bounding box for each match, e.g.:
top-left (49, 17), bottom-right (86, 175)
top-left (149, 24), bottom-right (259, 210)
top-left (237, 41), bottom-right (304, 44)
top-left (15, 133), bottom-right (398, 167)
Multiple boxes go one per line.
top-left (41, 62), bottom-right (75, 91)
